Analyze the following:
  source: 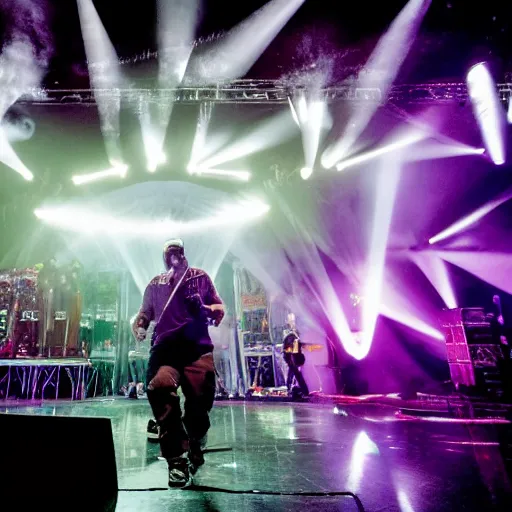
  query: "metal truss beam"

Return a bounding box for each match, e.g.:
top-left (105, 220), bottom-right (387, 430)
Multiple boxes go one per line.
top-left (18, 79), bottom-right (512, 106)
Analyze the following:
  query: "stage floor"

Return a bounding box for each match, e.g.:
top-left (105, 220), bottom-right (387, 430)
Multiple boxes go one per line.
top-left (1, 398), bottom-right (511, 511)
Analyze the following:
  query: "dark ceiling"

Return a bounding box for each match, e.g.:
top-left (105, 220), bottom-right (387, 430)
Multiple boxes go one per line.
top-left (2, 0), bottom-right (512, 89)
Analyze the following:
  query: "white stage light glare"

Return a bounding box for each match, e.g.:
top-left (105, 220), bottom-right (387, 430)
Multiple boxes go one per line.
top-left (466, 62), bottom-right (506, 166)
top-left (146, 152), bottom-right (167, 173)
top-left (0, 129), bottom-right (34, 181)
top-left (428, 186), bottom-right (512, 245)
top-left (300, 167), bottom-right (313, 180)
top-left (188, 165), bottom-right (251, 182)
top-left (71, 164), bottom-right (128, 186)
top-left (77, 0), bottom-right (124, 165)
top-left (322, 0), bottom-right (432, 168)
top-left (198, 110), bottom-right (297, 170)
top-left (34, 196), bottom-right (268, 236)
top-left (336, 133), bottom-right (423, 172)
top-left (183, 0), bottom-right (305, 84)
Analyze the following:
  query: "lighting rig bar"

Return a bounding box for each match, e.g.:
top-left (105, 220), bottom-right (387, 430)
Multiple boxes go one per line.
top-left (18, 79), bottom-right (512, 106)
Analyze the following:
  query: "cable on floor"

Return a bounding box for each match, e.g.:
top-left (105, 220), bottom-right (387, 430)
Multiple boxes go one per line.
top-left (118, 485), bottom-right (366, 512)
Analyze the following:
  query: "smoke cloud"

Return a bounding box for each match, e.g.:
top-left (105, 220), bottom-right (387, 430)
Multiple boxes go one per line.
top-left (0, 0), bottom-right (53, 115)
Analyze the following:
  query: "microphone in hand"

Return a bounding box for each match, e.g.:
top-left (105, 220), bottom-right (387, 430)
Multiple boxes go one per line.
top-left (185, 293), bottom-right (206, 318)
top-left (185, 293), bottom-right (225, 325)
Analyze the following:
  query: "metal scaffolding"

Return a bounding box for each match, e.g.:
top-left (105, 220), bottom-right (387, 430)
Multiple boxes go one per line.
top-left (18, 79), bottom-right (512, 106)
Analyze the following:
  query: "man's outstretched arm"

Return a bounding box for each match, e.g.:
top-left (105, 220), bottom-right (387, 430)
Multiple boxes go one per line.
top-left (203, 275), bottom-right (225, 326)
top-left (133, 283), bottom-right (155, 338)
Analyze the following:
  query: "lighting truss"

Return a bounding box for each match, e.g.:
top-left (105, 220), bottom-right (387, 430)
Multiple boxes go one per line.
top-left (18, 80), bottom-right (512, 106)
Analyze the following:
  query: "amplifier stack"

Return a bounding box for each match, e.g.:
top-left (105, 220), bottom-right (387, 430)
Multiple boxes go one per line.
top-left (441, 307), bottom-right (506, 398)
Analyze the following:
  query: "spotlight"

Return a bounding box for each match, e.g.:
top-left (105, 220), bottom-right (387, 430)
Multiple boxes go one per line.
top-left (72, 164), bottom-right (128, 186)
top-left (77, 0), bottom-right (123, 166)
top-left (34, 197), bottom-right (269, 235)
top-left (147, 152), bottom-right (167, 173)
top-left (0, 131), bottom-right (34, 181)
top-left (428, 187), bottom-right (512, 245)
top-left (466, 62), bottom-right (506, 166)
top-left (335, 133), bottom-right (423, 172)
top-left (300, 167), bottom-right (313, 180)
top-left (188, 165), bottom-right (251, 181)
top-left (288, 96), bottom-right (300, 126)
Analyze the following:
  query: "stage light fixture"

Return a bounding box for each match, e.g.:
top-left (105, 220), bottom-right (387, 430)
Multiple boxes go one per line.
top-left (34, 197), bottom-right (269, 235)
top-left (466, 62), bottom-right (506, 166)
top-left (428, 187), bottom-right (512, 245)
top-left (77, 0), bottom-right (123, 166)
top-left (335, 133), bottom-right (423, 172)
top-left (187, 165), bottom-right (251, 181)
top-left (197, 109), bottom-right (297, 170)
top-left (71, 164), bottom-right (128, 186)
top-left (300, 167), bottom-right (313, 180)
top-left (0, 130), bottom-right (34, 181)
top-left (322, 0), bottom-right (432, 168)
top-left (146, 152), bottom-right (167, 173)
top-left (183, 0), bottom-right (306, 84)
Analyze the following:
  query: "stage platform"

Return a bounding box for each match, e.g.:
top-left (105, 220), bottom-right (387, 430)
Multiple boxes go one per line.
top-left (0, 358), bottom-right (90, 400)
top-left (0, 398), bottom-right (511, 511)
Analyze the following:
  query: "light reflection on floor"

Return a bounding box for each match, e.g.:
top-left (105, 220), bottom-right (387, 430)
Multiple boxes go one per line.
top-left (1, 398), bottom-right (511, 511)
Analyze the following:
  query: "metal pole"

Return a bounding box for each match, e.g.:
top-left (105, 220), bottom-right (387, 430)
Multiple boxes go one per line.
top-left (232, 262), bottom-right (248, 394)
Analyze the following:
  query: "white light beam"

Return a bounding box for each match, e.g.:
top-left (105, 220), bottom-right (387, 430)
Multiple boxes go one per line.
top-left (34, 198), bottom-right (269, 236)
top-left (76, 0), bottom-right (124, 166)
top-left (322, 0), bottom-right (432, 168)
top-left (184, 0), bottom-right (305, 84)
top-left (198, 110), bottom-right (298, 169)
top-left (467, 63), bottom-right (506, 166)
top-left (0, 128), bottom-right (33, 180)
top-left (361, 155), bottom-right (401, 355)
top-left (409, 252), bottom-right (457, 308)
top-left (188, 166), bottom-right (251, 182)
top-left (429, 187), bottom-right (512, 245)
top-left (291, 91), bottom-right (326, 180)
top-left (336, 132), bottom-right (424, 172)
top-left (140, 0), bottom-right (201, 170)
top-left (72, 164), bottom-right (128, 186)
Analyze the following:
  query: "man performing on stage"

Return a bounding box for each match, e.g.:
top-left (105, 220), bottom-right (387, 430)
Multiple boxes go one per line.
top-left (283, 327), bottom-right (310, 398)
top-left (133, 239), bottom-right (224, 487)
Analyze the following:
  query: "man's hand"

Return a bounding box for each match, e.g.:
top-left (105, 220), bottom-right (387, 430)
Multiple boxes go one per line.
top-left (204, 304), bottom-right (224, 312)
top-left (136, 327), bottom-right (147, 341)
top-left (204, 304), bottom-right (225, 326)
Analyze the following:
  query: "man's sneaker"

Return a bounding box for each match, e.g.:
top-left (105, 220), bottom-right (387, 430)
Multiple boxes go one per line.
top-left (167, 457), bottom-right (190, 488)
top-left (188, 435), bottom-right (207, 474)
top-left (147, 419), bottom-right (159, 441)
top-left (128, 384), bottom-right (138, 399)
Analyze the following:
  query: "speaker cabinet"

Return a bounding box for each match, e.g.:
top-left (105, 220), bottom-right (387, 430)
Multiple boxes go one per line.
top-left (441, 308), bottom-right (505, 396)
top-left (0, 413), bottom-right (117, 505)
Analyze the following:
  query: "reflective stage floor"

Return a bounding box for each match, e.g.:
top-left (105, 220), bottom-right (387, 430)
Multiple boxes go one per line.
top-left (1, 398), bottom-right (511, 511)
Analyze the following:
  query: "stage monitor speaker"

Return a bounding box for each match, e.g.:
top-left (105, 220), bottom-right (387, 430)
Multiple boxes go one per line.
top-left (0, 413), bottom-right (117, 504)
top-left (441, 307), bottom-right (505, 395)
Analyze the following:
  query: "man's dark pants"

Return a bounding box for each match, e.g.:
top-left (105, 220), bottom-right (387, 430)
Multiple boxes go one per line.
top-left (284, 353), bottom-right (310, 396)
top-left (146, 339), bottom-right (216, 460)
